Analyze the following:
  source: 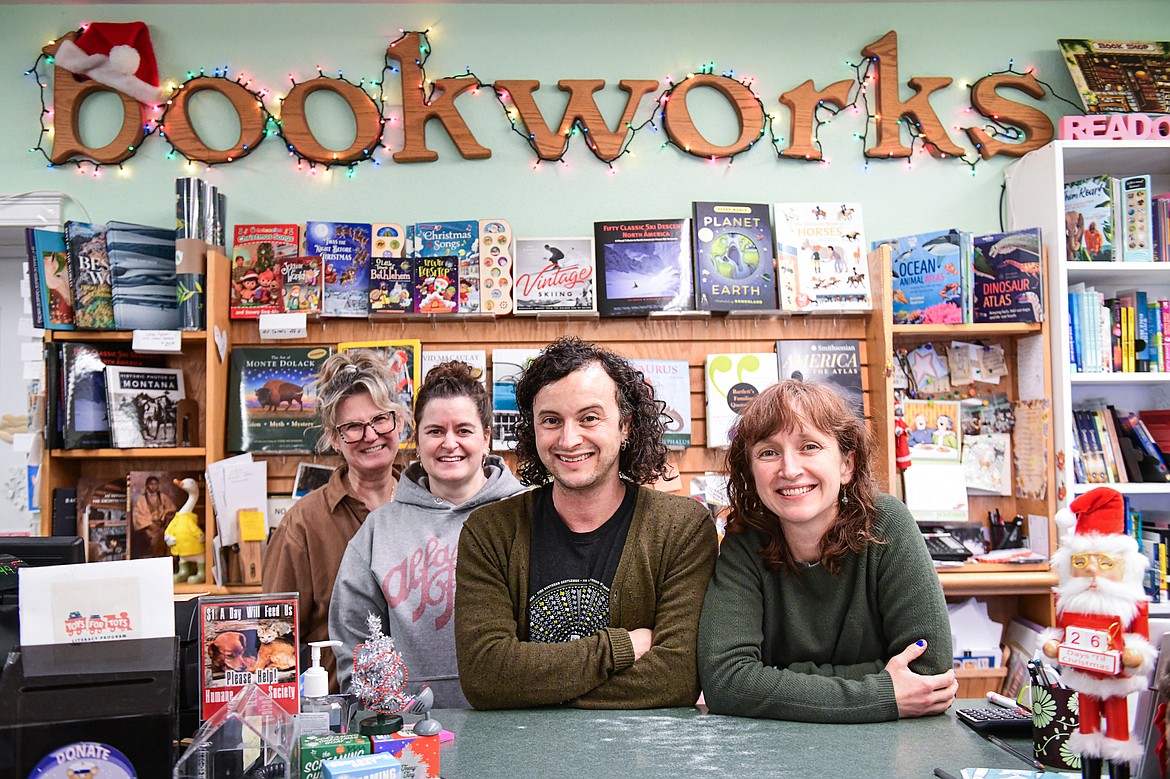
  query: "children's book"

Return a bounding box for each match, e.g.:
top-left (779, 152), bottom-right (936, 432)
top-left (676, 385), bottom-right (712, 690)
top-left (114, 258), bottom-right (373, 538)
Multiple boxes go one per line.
top-left (704, 352), bottom-right (779, 448)
top-left (369, 222), bottom-right (412, 316)
top-left (479, 219), bottom-right (514, 316)
top-left (972, 228), bottom-right (1045, 324)
top-left (61, 342), bottom-right (164, 449)
top-left (30, 228), bottom-right (74, 330)
top-left (230, 224), bottom-right (299, 319)
top-left (692, 202), bottom-right (777, 312)
top-left (198, 592), bottom-right (299, 720)
top-left (336, 340), bottom-right (421, 446)
top-left (65, 220), bottom-right (115, 330)
top-left (594, 219), bottom-right (693, 316)
top-left (104, 365), bottom-right (186, 448)
top-left (77, 476), bottom-right (129, 563)
top-left (513, 237), bottom-right (596, 314)
top-left (276, 255), bottom-right (322, 316)
top-left (774, 339), bottom-right (864, 418)
top-left (773, 202), bottom-right (872, 312)
top-left (1064, 176), bottom-right (1115, 262)
top-left (307, 221), bottom-right (371, 318)
top-left (127, 470), bottom-right (202, 561)
top-left (226, 346), bottom-right (332, 453)
top-left (628, 358), bottom-right (692, 449)
top-left (105, 220), bottom-right (179, 330)
top-left (409, 220), bottom-right (482, 314)
top-left (1058, 39), bottom-right (1170, 114)
top-left (876, 229), bottom-right (966, 325)
top-left (411, 254), bottom-right (459, 314)
top-left (421, 348), bottom-right (487, 386)
top-left (491, 348), bottom-right (540, 451)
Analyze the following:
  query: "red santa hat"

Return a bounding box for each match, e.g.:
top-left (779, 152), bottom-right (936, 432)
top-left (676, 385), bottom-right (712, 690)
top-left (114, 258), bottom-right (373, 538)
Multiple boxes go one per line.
top-left (1053, 485), bottom-right (1144, 583)
top-left (53, 22), bottom-right (164, 105)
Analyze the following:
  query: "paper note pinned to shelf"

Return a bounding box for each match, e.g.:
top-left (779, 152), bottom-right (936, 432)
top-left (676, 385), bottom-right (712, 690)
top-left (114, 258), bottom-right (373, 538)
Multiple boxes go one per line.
top-left (259, 312), bottom-right (308, 340)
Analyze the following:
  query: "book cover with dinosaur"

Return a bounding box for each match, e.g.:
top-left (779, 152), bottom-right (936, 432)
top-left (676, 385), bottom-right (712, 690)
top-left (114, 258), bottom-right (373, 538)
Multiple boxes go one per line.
top-left (971, 228), bottom-right (1044, 324)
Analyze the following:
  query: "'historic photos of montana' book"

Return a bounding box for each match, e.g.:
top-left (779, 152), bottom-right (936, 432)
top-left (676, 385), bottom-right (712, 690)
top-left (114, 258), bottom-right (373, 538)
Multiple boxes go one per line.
top-left (227, 346), bottom-right (332, 453)
top-left (692, 202), bottom-right (777, 312)
top-left (104, 366), bottom-right (186, 448)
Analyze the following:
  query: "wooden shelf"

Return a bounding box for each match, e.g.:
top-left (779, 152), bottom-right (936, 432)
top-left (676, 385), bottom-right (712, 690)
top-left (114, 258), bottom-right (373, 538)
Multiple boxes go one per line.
top-left (1070, 372), bottom-right (1170, 385)
top-left (938, 566), bottom-right (1057, 596)
top-left (50, 447), bottom-right (207, 459)
top-left (46, 330), bottom-right (207, 344)
top-left (892, 322), bottom-right (1043, 338)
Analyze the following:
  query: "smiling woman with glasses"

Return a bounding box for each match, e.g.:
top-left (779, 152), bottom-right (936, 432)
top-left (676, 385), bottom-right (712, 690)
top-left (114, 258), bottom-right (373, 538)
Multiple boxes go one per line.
top-left (263, 349), bottom-right (411, 693)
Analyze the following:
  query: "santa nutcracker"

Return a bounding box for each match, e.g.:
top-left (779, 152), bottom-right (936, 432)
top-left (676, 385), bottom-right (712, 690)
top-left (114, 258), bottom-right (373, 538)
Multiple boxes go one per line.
top-left (1042, 486), bottom-right (1156, 779)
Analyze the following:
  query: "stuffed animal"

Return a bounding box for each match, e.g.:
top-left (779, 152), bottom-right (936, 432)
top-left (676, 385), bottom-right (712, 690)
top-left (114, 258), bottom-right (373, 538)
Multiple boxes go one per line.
top-left (1042, 487), bottom-right (1155, 779)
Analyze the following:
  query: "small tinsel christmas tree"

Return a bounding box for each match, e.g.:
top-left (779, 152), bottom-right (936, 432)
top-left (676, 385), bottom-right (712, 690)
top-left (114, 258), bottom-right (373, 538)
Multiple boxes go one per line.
top-left (350, 613), bottom-right (411, 715)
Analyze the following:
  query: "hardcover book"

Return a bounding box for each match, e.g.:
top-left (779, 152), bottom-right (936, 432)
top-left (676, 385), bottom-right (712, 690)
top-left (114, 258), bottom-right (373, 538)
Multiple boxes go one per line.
top-left (876, 229), bottom-right (966, 325)
top-left (23, 228), bottom-right (43, 329)
top-left (307, 221), bottom-right (371, 318)
top-left (369, 222), bottom-right (412, 316)
top-left (105, 366), bottom-right (186, 448)
top-left (65, 221), bottom-right (114, 330)
top-left (1058, 39), bottom-right (1170, 114)
top-left (409, 220), bottom-right (480, 314)
top-left (513, 237), bottom-right (596, 314)
top-left (692, 202), bottom-right (777, 312)
top-left (230, 224), bottom-right (299, 319)
top-left (421, 348), bottom-right (487, 386)
top-left (198, 592), bottom-right (299, 720)
top-left (491, 348), bottom-right (540, 451)
top-left (628, 358), bottom-right (692, 449)
top-left (1064, 176), bottom-right (1115, 262)
top-left (30, 228), bottom-right (74, 330)
top-left (127, 470), bottom-right (202, 561)
top-left (704, 352), bottom-right (779, 448)
top-left (411, 254), bottom-right (460, 314)
top-left (971, 228), bottom-right (1045, 324)
top-left (226, 346), bottom-right (332, 453)
top-left (774, 202), bottom-right (872, 312)
top-left (275, 255), bottom-right (322, 316)
top-left (594, 219), bottom-right (693, 316)
top-left (774, 339), bottom-right (864, 418)
top-left (77, 476), bottom-right (129, 563)
top-left (105, 220), bottom-right (180, 330)
top-left (337, 340), bottom-right (421, 446)
top-left (61, 342), bottom-right (164, 449)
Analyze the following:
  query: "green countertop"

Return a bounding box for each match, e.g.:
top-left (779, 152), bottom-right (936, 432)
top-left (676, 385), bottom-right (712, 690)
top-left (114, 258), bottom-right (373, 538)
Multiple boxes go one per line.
top-left (427, 702), bottom-right (1041, 779)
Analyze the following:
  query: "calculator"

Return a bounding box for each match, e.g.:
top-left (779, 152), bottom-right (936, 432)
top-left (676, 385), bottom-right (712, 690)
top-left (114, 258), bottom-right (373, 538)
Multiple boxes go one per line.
top-left (956, 707), bottom-right (1033, 736)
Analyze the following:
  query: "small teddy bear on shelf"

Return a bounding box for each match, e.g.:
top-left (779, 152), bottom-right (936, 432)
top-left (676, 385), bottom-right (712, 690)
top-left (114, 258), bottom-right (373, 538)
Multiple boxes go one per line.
top-left (164, 477), bottom-right (205, 584)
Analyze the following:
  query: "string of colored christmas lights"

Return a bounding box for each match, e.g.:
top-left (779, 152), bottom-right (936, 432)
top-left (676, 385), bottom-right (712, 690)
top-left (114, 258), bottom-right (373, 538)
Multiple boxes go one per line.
top-left (653, 67), bottom-right (775, 167)
top-left (275, 67), bottom-right (385, 175)
top-left (157, 68), bottom-right (280, 168)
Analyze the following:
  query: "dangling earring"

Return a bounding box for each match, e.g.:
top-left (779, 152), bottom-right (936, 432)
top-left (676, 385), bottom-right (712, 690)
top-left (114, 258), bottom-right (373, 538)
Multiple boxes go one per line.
top-left (481, 453), bottom-right (488, 469)
top-left (620, 439), bottom-right (629, 451)
top-left (839, 486), bottom-right (850, 506)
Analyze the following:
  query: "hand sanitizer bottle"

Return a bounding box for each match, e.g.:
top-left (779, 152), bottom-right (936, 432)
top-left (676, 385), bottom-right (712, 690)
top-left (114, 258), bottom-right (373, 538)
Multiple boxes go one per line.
top-left (299, 639), bottom-right (344, 735)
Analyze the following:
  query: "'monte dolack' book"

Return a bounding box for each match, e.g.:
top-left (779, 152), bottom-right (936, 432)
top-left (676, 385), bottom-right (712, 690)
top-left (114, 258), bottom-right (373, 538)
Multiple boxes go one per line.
top-left (65, 221), bottom-right (115, 330)
top-left (775, 339), bottom-right (864, 418)
top-left (226, 346), bottom-right (332, 453)
top-left (105, 366), bottom-right (186, 448)
top-left (692, 202), bottom-right (777, 312)
top-left (704, 352), bottom-right (779, 448)
top-left (30, 228), bottom-right (74, 330)
top-left (369, 222), bottom-right (412, 316)
top-left (877, 229), bottom-right (967, 325)
top-left (628, 358), bottom-right (692, 449)
top-left (972, 228), bottom-right (1045, 324)
top-left (513, 237), bottom-right (596, 314)
top-left (594, 219), bottom-right (693, 316)
top-left (1063, 176), bottom-right (1115, 262)
top-left (307, 221), bottom-right (371, 318)
top-left (199, 592), bottom-right (299, 720)
top-left (774, 202), bottom-right (872, 312)
top-left (230, 223), bottom-right (299, 319)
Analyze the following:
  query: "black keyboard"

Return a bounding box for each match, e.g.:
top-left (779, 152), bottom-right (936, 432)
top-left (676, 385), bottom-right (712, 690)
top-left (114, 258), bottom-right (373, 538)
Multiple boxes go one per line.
top-left (956, 707), bottom-right (1033, 736)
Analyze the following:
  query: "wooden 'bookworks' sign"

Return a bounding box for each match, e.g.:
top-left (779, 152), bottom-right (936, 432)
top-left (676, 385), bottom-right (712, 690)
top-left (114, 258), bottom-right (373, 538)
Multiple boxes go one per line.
top-left (162, 77), bottom-right (268, 165)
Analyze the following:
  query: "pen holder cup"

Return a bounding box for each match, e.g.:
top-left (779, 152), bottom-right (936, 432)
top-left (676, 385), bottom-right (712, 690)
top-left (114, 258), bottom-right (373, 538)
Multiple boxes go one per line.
top-left (1031, 685), bottom-right (1080, 770)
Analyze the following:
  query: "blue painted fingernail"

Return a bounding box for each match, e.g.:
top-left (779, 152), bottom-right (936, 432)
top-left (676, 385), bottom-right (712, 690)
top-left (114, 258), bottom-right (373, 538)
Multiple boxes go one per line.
top-left (916, 639), bottom-right (926, 647)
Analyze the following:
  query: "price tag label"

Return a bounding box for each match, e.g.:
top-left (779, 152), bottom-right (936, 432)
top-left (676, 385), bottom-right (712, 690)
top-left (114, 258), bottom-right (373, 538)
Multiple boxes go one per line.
top-left (132, 330), bottom-right (183, 353)
top-left (259, 313), bottom-right (308, 340)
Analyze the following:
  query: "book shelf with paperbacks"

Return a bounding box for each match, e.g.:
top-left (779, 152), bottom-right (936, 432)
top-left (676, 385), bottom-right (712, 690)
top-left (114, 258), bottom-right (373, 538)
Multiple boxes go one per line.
top-left (38, 249), bottom-right (231, 595)
top-left (874, 244), bottom-right (1058, 631)
top-left (1005, 140), bottom-right (1170, 616)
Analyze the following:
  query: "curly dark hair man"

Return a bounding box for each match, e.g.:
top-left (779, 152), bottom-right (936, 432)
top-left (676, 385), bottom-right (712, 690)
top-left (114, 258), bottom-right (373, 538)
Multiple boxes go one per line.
top-left (512, 336), bottom-right (669, 487)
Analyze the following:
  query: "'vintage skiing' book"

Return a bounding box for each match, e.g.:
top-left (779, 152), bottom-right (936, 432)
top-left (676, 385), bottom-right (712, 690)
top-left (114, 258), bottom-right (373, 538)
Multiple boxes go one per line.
top-left (629, 358), bottom-right (692, 449)
top-left (775, 339), bottom-right (864, 418)
top-left (513, 237), bottom-right (596, 314)
top-left (594, 219), bottom-right (693, 316)
top-left (226, 346), bottom-right (332, 453)
top-left (692, 202), bottom-right (777, 312)
top-left (307, 221), bottom-right (371, 318)
top-left (104, 366), bottom-right (187, 448)
top-left (774, 202), bottom-right (872, 312)
top-left (877, 229), bottom-right (967, 325)
top-left (65, 220), bottom-right (115, 329)
top-left (971, 228), bottom-right (1045, 324)
top-left (704, 352), bottom-right (779, 448)
top-left (231, 224), bottom-right (299, 319)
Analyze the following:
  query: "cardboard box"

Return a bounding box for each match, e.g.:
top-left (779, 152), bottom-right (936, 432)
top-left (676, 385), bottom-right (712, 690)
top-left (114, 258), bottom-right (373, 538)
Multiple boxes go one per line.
top-left (323, 751), bottom-right (402, 778)
top-left (370, 725), bottom-right (440, 779)
top-left (301, 732), bottom-right (371, 779)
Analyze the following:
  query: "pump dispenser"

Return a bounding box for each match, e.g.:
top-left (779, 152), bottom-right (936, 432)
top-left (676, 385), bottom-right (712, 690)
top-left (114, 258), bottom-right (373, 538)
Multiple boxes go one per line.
top-left (300, 639), bottom-right (344, 735)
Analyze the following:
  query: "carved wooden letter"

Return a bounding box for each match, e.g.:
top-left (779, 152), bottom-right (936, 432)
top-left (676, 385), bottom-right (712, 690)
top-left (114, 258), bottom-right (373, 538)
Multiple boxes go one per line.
top-left (387, 32), bottom-right (490, 163)
top-left (164, 78), bottom-right (268, 164)
top-left (44, 34), bottom-right (146, 166)
top-left (280, 78), bottom-right (383, 165)
top-left (662, 75), bottom-right (765, 158)
top-left (778, 79), bottom-right (854, 160)
top-left (964, 72), bottom-right (1055, 159)
top-left (860, 31), bottom-right (965, 159)
top-left (494, 78), bottom-right (658, 161)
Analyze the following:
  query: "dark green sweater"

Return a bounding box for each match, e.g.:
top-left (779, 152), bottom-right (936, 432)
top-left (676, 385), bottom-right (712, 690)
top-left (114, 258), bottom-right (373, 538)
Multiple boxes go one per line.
top-left (697, 493), bottom-right (952, 723)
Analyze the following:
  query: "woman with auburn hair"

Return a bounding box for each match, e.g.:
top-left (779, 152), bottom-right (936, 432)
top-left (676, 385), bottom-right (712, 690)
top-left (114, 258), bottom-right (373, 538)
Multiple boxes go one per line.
top-left (697, 379), bottom-right (956, 723)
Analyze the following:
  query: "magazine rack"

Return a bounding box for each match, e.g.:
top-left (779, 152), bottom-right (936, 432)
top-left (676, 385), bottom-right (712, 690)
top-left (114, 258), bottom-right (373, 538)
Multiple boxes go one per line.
top-left (173, 683), bottom-right (296, 779)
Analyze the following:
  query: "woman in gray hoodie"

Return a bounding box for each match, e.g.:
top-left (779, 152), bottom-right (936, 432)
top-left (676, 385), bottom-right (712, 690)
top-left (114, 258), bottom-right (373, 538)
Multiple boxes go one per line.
top-left (330, 360), bottom-right (525, 708)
